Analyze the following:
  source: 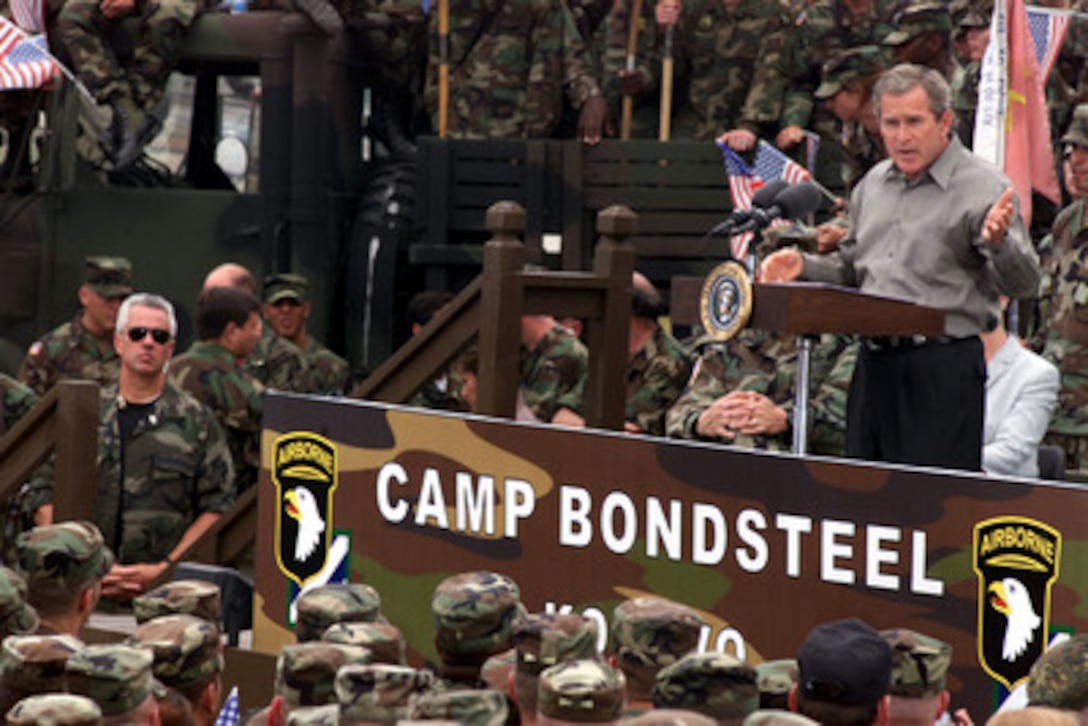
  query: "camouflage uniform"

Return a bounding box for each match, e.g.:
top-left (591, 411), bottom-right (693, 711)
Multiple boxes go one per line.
top-left (407, 686), bottom-right (509, 725)
top-left (168, 341), bottom-right (262, 493)
top-left (669, 0), bottom-right (795, 140)
top-left (286, 705), bottom-right (340, 726)
top-left (16, 521), bottom-right (114, 624)
top-left (537, 659), bottom-right (626, 723)
top-left (407, 372), bottom-right (466, 412)
top-left (336, 663), bottom-right (436, 722)
top-left (611, 596), bottom-right (701, 704)
top-left (652, 652), bottom-right (758, 720)
top-left (322, 621), bottom-right (406, 664)
top-left (92, 382), bottom-right (235, 565)
top-left (301, 337), bottom-right (352, 396)
top-left (627, 325), bottom-right (693, 437)
top-left (133, 579), bottom-right (222, 625)
top-left (0, 634), bottom-right (83, 711)
top-left (1027, 633), bottom-right (1088, 710)
top-left (5, 693), bottom-right (104, 726)
top-left (246, 326), bottom-right (318, 394)
top-left (18, 257), bottom-right (132, 398)
top-left (0, 375), bottom-right (38, 434)
top-left (880, 628), bottom-right (951, 699)
top-left (66, 644), bottom-right (156, 718)
top-left (512, 612), bottom-right (598, 713)
top-left (432, 571), bottom-right (525, 669)
top-left (276, 642), bottom-right (374, 708)
top-left (422, 0), bottom-right (603, 138)
top-left (666, 332), bottom-right (857, 456)
top-left (129, 613), bottom-right (224, 693)
top-left (261, 273), bottom-right (348, 395)
top-left (295, 582), bottom-right (382, 642)
top-left (598, 0), bottom-right (672, 138)
top-left (755, 659), bottom-right (798, 710)
top-left (0, 566), bottom-right (40, 637)
top-left (521, 325), bottom-right (588, 421)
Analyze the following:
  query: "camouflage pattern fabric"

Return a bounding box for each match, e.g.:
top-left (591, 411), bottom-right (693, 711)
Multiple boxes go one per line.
top-left (275, 642), bottom-right (373, 707)
top-left (1032, 198), bottom-right (1088, 470)
top-left (132, 579), bottom-right (222, 625)
top-left (337, 1), bottom-right (428, 89)
top-left (16, 521), bottom-right (114, 600)
top-left (668, 0), bottom-right (794, 140)
top-left (627, 325), bottom-right (693, 437)
top-left (90, 383), bottom-right (234, 565)
top-left (840, 121), bottom-right (887, 192)
top-left (514, 612), bottom-right (598, 677)
top-left (652, 652), bottom-right (758, 720)
top-left (285, 704), bottom-right (339, 726)
top-left (129, 614), bottom-right (223, 692)
top-left (598, 0), bottom-right (670, 138)
top-left (335, 663), bottom-right (436, 722)
top-left (246, 327), bottom-right (318, 394)
top-left (66, 644), bottom-right (155, 717)
top-left (0, 566), bottom-right (39, 637)
top-left (611, 596), bottom-right (701, 697)
top-left (167, 341), bottom-right (262, 493)
top-left (537, 658), bottom-right (626, 722)
top-left (407, 371), bottom-right (467, 412)
top-left (0, 634), bottom-right (83, 705)
top-left (422, 0), bottom-right (602, 138)
top-left (407, 685), bottom-right (509, 726)
top-left (521, 325), bottom-right (588, 421)
top-left (880, 628), bottom-right (951, 699)
top-left (18, 313), bottom-right (118, 398)
top-left (432, 571), bottom-right (525, 661)
top-left (301, 337), bottom-right (351, 396)
top-left (1027, 633), bottom-right (1088, 710)
top-left (5, 693), bottom-right (103, 726)
top-left (755, 659), bottom-right (798, 710)
top-left (83, 257), bottom-right (134, 299)
top-left (295, 583), bottom-right (382, 642)
top-left (322, 621), bottom-right (406, 664)
top-left (55, 0), bottom-right (204, 106)
top-left (0, 375), bottom-right (38, 433)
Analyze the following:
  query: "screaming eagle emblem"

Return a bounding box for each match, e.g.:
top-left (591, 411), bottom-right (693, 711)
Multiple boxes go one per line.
top-left (973, 516), bottom-right (1061, 689)
top-left (274, 433), bottom-right (338, 588)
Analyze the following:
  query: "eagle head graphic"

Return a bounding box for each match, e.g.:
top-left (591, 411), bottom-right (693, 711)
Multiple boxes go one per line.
top-left (989, 577), bottom-right (1042, 662)
top-left (284, 486), bottom-right (326, 563)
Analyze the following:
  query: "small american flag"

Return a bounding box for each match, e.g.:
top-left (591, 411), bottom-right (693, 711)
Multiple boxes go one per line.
top-left (213, 686), bottom-right (240, 726)
top-left (0, 16), bottom-right (56, 90)
top-left (718, 141), bottom-right (761, 263)
top-left (752, 140), bottom-right (814, 185)
top-left (1026, 6), bottom-right (1069, 79)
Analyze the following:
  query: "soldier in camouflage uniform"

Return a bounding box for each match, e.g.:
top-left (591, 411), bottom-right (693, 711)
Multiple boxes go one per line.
top-left (610, 596), bottom-right (701, 715)
top-left (793, 618), bottom-right (891, 726)
top-left (203, 262), bottom-right (317, 394)
top-left (262, 274), bottom-right (351, 396)
top-left (16, 521), bottom-right (113, 637)
top-left (0, 634), bottom-right (83, 713)
top-left (882, 4), bottom-right (961, 83)
top-left (431, 571), bottom-right (525, 685)
top-left (130, 613), bottom-right (224, 725)
top-left (5, 693), bottom-right (103, 726)
top-left (626, 274), bottom-right (692, 437)
top-left (0, 566), bottom-right (40, 639)
top-left (521, 315), bottom-right (589, 425)
top-left (666, 332), bottom-right (857, 456)
top-left (0, 375), bottom-right (38, 434)
top-left (422, 0), bottom-right (607, 141)
top-left (1031, 105), bottom-right (1088, 472)
top-left (295, 582), bottom-right (382, 642)
top-left (322, 621), bottom-right (406, 664)
top-left (168, 286), bottom-right (262, 493)
top-left (336, 663), bottom-right (436, 722)
top-left (133, 579), bottom-right (222, 625)
top-left (537, 658), bottom-right (625, 724)
top-left (509, 612), bottom-right (599, 720)
top-left (66, 643), bottom-right (160, 723)
top-left (651, 652), bottom-right (759, 722)
top-left (19, 256), bottom-right (132, 398)
top-left (403, 291), bottom-right (465, 411)
top-left (880, 628), bottom-right (953, 725)
top-left (259, 642), bottom-right (373, 722)
top-left (1027, 633), bottom-right (1088, 711)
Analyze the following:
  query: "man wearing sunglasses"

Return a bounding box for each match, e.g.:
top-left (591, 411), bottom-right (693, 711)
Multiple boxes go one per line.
top-left (45, 293), bottom-right (234, 601)
top-left (19, 256), bottom-right (133, 397)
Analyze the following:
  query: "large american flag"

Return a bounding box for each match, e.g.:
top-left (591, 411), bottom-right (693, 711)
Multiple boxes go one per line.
top-left (0, 16), bottom-right (56, 90)
top-left (1026, 5), bottom-right (1069, 79)
top-left (718, 140), bottom-right (813, 263)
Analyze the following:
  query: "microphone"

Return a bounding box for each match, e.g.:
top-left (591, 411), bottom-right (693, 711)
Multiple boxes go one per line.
top-left (708, 179), bottom-right (789, 237)
top-left (729, 181), bottom-right (823, 235)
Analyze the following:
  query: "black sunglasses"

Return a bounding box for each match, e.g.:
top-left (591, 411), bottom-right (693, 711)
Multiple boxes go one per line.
top-left (127, 327), bottom-right (171, 345)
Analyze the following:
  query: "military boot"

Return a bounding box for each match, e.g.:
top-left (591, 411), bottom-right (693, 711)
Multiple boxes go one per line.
top-left (369, 85), bottom-right (417, 159)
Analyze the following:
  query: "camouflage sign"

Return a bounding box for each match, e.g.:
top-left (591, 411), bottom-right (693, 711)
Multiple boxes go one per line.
top-left (699, 262), bottom-right (752, 341)
top-left (255, 396), bottom-right (1088, 719)
top-left (273, 433), bottom-right (338, 588)
top-left (973, 517), bottom-right (1061, 690)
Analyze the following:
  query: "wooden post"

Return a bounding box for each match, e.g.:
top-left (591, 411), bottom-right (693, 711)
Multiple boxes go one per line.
top-left (53, 379), bottom-right (100, 523)
top-left (476, 201), bottom-right (526, 418)
top-left (583, 205), bottom-right (637, 429)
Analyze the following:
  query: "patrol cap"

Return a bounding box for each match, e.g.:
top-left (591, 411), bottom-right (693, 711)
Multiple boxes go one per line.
top-left (626, 709), bottom-right (718, 726)
top-left (285, 704), bottom-right (338, 726)
top-left (264, 273), bottom-right (310, 305)
top-left (407, 687), bottom-right (509, 726)
top-left (275, 642), bottom-right (373, 708)
top-left (884, 3), bottom-right (952, 46)
top-left (1027, 634), bottom-right (1088, 710)
top-left (0, 567), bottom-right (37, 638)
top-left (5, 694), bottom-right (103, 726)
top-left (652, 652), bottom-right (759, 720)
top-left (538, 659), bottom-right (626, 723)
top-left (321, 621), bottom-right (405, 665)
top-left (130, 614), bottom-right (224, 692)
top-left (295, 583), bottom-right (381, 642)
top-left (66, 644), bottom-right (155, 717)
top-left (1062, 104), bottom-right (1088, 149)
top-left (0, 634), bottom-right (83, 698)
top-left (814, 45), bottom-right (890, 100)
top-left (335, 663), bottom-right (435, 723)
top-left (611, 596), bottom-right (701, 675)
top-left (133, 580), bottom-right (222, 625)
top-left (881, 628), bottom-right (952, 698)
top-left (16, 521), bottom-right (114, 599)
top-left (797, 618), bottom-right (891, 707)
top-left (432, 571), bottom-right (525, 661)
top-left (755, 659), bottom-right (798, 710)
top-left (83, 257), bottom-right (133, 299)
top-left (515, 612), bottom-right (599, 677)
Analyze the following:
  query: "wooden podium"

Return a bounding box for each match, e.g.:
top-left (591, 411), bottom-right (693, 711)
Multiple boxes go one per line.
top-left (750, 283), bottom-right (946, 454)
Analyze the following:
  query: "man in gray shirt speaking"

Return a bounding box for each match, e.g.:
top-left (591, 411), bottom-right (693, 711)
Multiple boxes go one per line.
top-left (761, 63), bottom-right (1040, 471)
